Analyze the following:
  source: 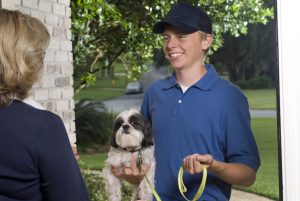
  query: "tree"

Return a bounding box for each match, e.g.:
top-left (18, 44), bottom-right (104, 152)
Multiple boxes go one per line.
top-left (71, 0), bottom-right (273, 93)
top-left (210, 0), bottom-right (275, 88)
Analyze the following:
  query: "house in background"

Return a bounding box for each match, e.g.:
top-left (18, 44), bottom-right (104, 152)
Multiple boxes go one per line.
top-left (0, 0), bottom-right (76, 144)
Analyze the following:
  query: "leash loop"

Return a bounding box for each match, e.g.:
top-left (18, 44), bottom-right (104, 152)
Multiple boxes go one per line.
top-left (178, 165), bottom-right (207, 201)
top-left (137, 151), bottom-right (207, 201)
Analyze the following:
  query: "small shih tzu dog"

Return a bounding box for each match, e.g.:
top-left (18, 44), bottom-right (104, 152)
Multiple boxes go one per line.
top-left (102, 109), bottom-right (155, 201)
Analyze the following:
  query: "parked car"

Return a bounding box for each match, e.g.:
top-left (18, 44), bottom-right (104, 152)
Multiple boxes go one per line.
top-left (125, 81), bottom-right (143, 94)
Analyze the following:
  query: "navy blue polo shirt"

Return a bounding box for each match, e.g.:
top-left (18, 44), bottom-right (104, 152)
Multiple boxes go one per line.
top-left (141, 64), bottom-right (260, 201)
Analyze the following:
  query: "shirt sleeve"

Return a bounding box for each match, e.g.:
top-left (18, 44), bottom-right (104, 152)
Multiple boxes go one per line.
top-left (224, 94), bottom-right (261, 171)
top-left (35, 112), bottom-right (89, 201)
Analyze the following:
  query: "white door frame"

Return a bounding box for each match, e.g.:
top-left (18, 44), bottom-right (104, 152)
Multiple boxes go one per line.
top-left (276, 0), bottom-right (300, 200)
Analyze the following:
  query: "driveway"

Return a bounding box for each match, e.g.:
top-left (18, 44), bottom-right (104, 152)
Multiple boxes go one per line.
top-left (102, 93), bottom-right (143, 113)
top-left (102, 94), bottom-right (277, 118)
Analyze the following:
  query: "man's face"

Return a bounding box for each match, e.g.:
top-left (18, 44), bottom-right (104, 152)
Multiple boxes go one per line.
top-left (162, 27), bottom-right (205, 70)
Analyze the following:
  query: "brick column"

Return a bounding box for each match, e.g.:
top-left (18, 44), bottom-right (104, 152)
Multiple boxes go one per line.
top-left (10, 0), bottom-right (76, 144)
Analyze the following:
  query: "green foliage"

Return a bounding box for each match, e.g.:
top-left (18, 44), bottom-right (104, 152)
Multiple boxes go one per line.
top-left (81, 170), bottom-right (133, 201)
top-left (71, 0), bottom-right (273, 92)
top-left (236, 75), bottom-right (273, 89)
top-left (211, 13), bottom-right (276, 85)
top-left (75, 100), bottom-right (115, 152)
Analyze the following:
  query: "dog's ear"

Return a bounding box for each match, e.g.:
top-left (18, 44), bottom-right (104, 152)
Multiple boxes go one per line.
top-left (142, 119), bottom-right (154, 147)
top-left (111, 118), bottom-right (120, 148)
top-left (110, 130), bottom-right (118, 148)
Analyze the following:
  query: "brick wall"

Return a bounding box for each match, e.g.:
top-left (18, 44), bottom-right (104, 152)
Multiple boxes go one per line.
top-left (2, 0), bottom-right (76, 144)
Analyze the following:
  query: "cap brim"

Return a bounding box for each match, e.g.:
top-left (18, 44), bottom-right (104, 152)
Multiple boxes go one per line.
top-left (153, 21), bottom-right (198, 34)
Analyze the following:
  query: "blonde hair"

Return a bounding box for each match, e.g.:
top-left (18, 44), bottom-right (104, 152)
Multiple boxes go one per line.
top-left (0, 9), bottom-right (50, 107)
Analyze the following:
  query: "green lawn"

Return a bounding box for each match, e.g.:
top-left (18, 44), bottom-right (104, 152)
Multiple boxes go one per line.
top-left (79, 152), bottom-right (107, 170)
top-left (243, 89), bottom-right (276, 110)
top-left (74, 75), bottom-right (132, 101)
top-left (235, 118), bottom-right (279, 200)
top-left (79, 118), bottom-right (279, 200)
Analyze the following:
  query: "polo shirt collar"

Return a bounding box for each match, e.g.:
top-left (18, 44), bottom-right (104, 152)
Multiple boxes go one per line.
top-left (163, 64), bottom-right (219, 90)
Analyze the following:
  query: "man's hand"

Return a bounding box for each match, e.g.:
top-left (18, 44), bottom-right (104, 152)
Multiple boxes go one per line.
top-left (183, 153), bottom-right (257, 186)
top-left (111, 153), bottom-right (150, 185)
top-left (183, 154), bottom-right (214, 174)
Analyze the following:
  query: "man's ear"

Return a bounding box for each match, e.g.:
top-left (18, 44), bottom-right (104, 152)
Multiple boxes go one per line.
top-left (201, 34), bottom-right (213, 51)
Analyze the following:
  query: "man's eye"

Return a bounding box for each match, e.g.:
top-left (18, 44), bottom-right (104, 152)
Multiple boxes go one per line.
top-left (162, 35), bottom-right (169, 41)
top-left (178, 34), bottom-right (188, 38)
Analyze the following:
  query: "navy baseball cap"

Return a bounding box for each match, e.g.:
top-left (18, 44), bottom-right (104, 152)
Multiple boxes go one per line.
top-left (153, 3), bottom-right (212, 34)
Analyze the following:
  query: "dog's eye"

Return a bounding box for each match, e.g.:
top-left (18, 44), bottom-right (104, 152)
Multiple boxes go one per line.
top-left (115, 119), bottom-right (124, 130)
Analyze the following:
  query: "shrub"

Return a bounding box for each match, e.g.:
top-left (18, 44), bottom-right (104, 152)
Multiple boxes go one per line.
top-left (75, 100), bottom-right (115, 152)
top-left (247, 75), bottom-right (273, 89)
top-left (81, 169), bottom-right (133, 201)
top-left (236, 75), bottom-right (273, 89)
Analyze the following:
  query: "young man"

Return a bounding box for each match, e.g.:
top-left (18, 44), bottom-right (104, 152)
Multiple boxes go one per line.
top-left (115, 3), bottom-right (260, 201)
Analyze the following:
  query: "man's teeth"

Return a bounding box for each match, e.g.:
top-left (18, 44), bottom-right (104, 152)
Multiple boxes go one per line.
top-left (170, 53), bottom-right (183, 57)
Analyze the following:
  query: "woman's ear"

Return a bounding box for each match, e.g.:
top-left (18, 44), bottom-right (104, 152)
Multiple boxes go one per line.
top-left (201, 34), bottom-right (213, 51)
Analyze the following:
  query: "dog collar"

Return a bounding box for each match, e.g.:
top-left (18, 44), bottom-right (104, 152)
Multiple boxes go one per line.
top-left (121, 146), bottom-right (141, 153)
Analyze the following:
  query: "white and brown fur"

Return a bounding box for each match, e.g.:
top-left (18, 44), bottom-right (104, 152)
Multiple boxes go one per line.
top-left (102, 109), bottom-right (155, 201)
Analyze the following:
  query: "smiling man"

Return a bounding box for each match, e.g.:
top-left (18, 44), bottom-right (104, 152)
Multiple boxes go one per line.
top-left (118, 2), bottom-right (261, 201)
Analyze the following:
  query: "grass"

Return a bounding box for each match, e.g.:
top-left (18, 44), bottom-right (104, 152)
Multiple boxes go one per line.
top-left (75, 88), bottom-right (124, 101)
top-left (74, 75), bottom-right (133, 101)
top-left (79, 118), bottom-right (279, 200)
top-left (235, 118), bottom-right (279, 200)
top-left (243, 89), bottom-right (276, 110)
top-left (79, 152), bottom-right (107, 170)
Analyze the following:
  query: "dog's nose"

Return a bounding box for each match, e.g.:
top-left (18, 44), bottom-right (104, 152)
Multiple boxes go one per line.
top-left (122, 124), bottom-right (130, 130)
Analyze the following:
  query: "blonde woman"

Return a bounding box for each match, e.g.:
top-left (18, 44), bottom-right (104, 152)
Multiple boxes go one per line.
top-left (0, 9), bottom-right (89, 201)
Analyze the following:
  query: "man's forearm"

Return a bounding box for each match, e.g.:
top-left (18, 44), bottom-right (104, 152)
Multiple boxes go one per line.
top-left (209, 160), bottom-right (256, 186)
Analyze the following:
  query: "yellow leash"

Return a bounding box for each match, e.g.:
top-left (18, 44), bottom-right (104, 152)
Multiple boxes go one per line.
top-left (137, 151), bottom-right (162, 201)
top-left (144, 173), bottom-right (162, 201)
top-left (137, 151), bottom-right (207, 201)
top-left (178, 165), bottom-right (207, 201)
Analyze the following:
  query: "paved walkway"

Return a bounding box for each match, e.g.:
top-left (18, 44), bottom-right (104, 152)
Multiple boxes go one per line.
top-left (231, 189), bottom-right (275, 201)
top-left (96, 170), bottom-right (274, 201)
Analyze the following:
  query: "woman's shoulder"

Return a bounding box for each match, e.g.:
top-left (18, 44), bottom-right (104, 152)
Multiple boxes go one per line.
top-left (12, 99), bottom-right (63, 126)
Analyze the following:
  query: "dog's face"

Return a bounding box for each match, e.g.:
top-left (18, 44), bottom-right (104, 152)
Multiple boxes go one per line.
top-left (111, 109), bottom-right (153, 151)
